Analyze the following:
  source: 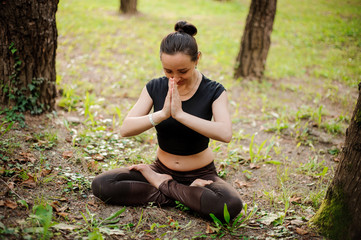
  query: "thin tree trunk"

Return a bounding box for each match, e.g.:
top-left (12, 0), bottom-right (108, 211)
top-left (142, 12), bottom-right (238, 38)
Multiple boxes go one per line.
top-left (310, 82), bottom-right (361, 240)
top-left (120, 0), bottom-right (138, 14)
top-left (0, 0), bottom-right (58, 113)
top-left (234, 0), bottom-right (277, 80)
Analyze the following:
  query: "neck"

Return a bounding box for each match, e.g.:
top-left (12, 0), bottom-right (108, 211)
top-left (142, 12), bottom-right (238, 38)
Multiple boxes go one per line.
top-left (179, 71), bottom-right (200, 96)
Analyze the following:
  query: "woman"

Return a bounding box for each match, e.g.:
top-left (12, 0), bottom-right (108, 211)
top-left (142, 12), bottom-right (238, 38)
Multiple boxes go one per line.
top-left (92, 21), bottom-right (243, 221)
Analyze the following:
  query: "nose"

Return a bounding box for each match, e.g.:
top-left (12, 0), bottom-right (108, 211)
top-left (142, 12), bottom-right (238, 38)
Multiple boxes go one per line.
top-left (170, 75), bottom-right (181, 82)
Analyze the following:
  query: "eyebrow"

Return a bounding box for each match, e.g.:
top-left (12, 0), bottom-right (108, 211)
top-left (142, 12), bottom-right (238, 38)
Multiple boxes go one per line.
top-left (164, 68), bottom-right (189, 71)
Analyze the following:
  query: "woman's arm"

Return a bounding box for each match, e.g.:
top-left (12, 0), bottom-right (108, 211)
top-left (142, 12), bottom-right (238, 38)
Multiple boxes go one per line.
top-left (173, 90), bottom-right (232, 143)
top-left (120, 86), bottom-right (171, 137)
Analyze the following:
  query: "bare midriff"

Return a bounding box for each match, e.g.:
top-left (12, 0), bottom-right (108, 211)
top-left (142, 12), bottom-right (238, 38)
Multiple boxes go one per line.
top-left (156, 147), bottom-right (214, 172)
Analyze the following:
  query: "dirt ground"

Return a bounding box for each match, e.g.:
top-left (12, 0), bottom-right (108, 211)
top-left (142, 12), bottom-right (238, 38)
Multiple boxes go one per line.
top-left (0, 74), bottom-right (356, 239)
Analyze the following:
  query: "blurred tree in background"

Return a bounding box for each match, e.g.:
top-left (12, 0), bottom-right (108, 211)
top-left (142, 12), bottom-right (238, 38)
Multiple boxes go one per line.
top-left (234, 0), bottom-right (277, 80)
top-left (120, 0), bottom-right (138, 14)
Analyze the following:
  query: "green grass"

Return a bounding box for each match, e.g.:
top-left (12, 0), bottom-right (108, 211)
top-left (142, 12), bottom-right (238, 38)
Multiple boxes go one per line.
top-left (57, 0), bottom-right (360, 92)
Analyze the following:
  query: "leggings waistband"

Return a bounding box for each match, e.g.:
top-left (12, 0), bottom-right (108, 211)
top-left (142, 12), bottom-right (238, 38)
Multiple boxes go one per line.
top-left (152, 158), bottom-right (217, 181)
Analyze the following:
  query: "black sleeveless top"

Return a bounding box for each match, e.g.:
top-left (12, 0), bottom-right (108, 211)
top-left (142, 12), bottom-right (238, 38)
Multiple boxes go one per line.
top-left (146, 75), bottom-right (226, 155)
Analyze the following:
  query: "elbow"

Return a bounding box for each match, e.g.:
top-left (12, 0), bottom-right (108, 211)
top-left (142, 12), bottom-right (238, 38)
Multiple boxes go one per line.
top-left (220, 130), bottom-right (232, 143)
top-left (223, 133), bottom-right (232, 143)
top-left (119, 128), bottom-right (127, 138)
top-left (120, 125), bottom-right (131, 138)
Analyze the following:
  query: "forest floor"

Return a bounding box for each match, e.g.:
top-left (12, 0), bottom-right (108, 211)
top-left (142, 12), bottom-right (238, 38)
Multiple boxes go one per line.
top-left (1, 0), bottom-right (360, 239)
top-left (1, 74), bottom-right (357, 239)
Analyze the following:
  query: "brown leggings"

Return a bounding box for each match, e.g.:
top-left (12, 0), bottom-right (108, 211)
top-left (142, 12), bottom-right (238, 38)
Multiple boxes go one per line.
top-left (91, 159), bottom-right (243, 221)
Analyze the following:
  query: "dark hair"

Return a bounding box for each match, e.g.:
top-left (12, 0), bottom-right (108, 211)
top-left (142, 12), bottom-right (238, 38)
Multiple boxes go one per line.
top-left (160, 21), bottom-right (199, 61)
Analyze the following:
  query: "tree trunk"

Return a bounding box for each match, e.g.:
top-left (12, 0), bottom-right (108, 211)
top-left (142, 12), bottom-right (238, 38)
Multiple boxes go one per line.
top-left (120, 0), bottom-right (138, 14)
top-left (0, 0), bottom-right (58, 114)
top-left (234, 0), bottom-right (277, 80)
top-left (310, 82), bottom-right (361, 240)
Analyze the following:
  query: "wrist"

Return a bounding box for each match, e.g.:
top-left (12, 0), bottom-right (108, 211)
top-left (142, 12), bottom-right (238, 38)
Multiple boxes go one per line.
top-left (172, 110), bottom-right (185, 121)
top-left (148, 113), bottom-right (158, 127)
top-left (153, 111), bottom-right (168, 124)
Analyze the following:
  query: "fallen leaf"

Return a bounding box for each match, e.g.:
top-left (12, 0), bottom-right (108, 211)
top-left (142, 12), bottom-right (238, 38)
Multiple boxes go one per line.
top-left (19, 152), bottom-right (37, 163)
top-left (87, 161), bottom-right (99, 172)
top-left (56, 212), bottom-right (69, 218)
top-left (249, 163), bottom-right (260, 169)
top-left (290, 196), bottom-right (302, 204)
top-left (87, 200), bottom-right (98, 207)
top-left (50, 201), bottom-right (61, 212)
top-left (291, 219), bottom-right (304, 226)
top-left (0, 200), bottom-right (4, 206)
top-left (52, 223), bottom-right (80, 231)
top-left (234, 179), bottom-right (252, 188)
top-left (62, 151), bottom-right (73, 159)
top-left (295, 227), bottom-right (308, 235)
top-left (257, 212), bottom-right (281, 225)
top-left (41, 168), bottom-right (52, 177)
top-left (218, 163), bottom-right (226, 170)
top-left (22, 175), bottom-right (36, 188)
top-left (92, 154), bottom-right (104, 161)
top-left (5, 199), bottom-right (18, 209)
top-left (8, 182), bottom-right (15, 190)
top-left (206, 223), bottom-right (214, 234)
top-left (99, 227), bottom-right (125, 236)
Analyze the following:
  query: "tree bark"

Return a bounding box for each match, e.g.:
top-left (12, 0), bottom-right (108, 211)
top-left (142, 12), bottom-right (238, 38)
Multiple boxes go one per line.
top-left (310, 82), bottom-right (361, 240)
top-left (0, 0), bottom-right (58, 113)
top-left (120, 0), bottom-right (138, 14)
top-left (234, 0), bottom-right (277, 80)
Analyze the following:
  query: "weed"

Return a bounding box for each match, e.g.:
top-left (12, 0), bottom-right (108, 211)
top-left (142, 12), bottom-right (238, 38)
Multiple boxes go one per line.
top-left (27, 202), bottom-right (55, 240)
top-left (175, 201), bottom-right (190, 212)
top-left (32, 131), bottom-right (58, 151)
top-left (57, 86), bottom-right (80, 112)
top-left (321, 117), bottom-right (345, 135)
top-left (209, 203), bottom-right (258, 238)
top-left (56, 166), bottom-right (91, 196)
top-left (248, 134), bottom-right (275, 163)
top-left (265, 111), bottom-right (290, 134)
top-left (79, 205), bottom-right (126, 238)
top-left (0, 121), bottom-right (14, 137)
top-left (297, 155), bottom-right (327, 178)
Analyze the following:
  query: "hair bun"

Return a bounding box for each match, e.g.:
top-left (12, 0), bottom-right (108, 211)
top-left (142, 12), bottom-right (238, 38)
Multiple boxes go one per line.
top-left (174, 21), bottom-right (197, 37)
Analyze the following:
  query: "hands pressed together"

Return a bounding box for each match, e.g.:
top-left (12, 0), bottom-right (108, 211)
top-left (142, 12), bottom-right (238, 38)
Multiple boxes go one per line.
top-left (161, 77), bottom-right (184, 120)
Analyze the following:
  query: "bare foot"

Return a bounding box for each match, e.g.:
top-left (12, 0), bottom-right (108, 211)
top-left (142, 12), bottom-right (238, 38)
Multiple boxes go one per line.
top-left (129, 164), bottom-right (172, 189)
top-left (190, 179), bottom-right (213, 187)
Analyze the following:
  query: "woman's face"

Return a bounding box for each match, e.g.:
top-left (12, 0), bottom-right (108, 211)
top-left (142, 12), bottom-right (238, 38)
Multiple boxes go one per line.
top-left (160, 53), bottom-right (198, 86)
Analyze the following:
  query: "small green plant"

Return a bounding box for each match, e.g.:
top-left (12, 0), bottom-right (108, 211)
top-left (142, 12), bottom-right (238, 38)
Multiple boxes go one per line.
top-left (79, 205), bottom-right (126, 238)
top-left (298, 156), bottom-right (328, 178)
top-left (84, 91), bottom-right (97, 126)
top-left (144, 222), bottom-right (168, 234)
top-left (248, 134), bottom-right (274, 163)
top-left (0, 121), bottom-right (14, 137)
top-left (27, 202), bottom-right (55, 240)
top-left (32, 131), bottom-right (58, 151)
top-left (57, 87), bottom-right (80, 112)
top-left (209, 203), bottom-right (258, 238)
top-left (321, 117), bottom-right (345, 135)
top-left (265, 112), bottom-right (290, 134)
top-left (175, 200), bottom-right (190, 212)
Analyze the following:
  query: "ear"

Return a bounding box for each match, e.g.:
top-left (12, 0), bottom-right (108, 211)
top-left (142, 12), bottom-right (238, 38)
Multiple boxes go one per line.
top-left (195, 51), bottom-right (201, 66)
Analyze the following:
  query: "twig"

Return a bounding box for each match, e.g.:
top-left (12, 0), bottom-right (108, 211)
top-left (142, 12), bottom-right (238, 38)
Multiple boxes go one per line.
top-left (0, 177), bottom-right (25, 201)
